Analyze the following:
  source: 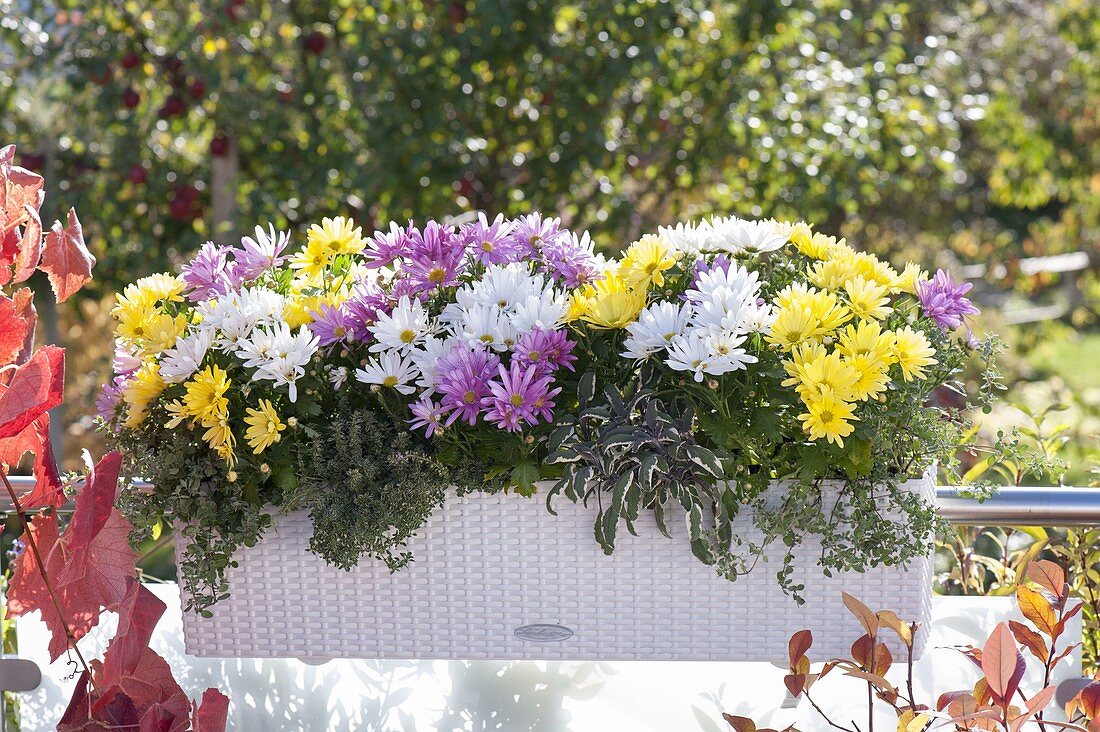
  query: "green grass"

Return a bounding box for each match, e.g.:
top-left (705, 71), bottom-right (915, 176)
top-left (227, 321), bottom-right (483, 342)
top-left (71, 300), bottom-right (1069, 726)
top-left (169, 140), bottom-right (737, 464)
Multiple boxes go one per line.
top-left (1027, 331), bottom-right (1100, 392)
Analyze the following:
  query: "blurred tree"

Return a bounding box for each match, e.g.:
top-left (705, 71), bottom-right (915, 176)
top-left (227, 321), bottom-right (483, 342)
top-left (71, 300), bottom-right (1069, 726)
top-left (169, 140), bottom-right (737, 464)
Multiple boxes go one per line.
top-left (8, 0), bottom-right (1094, 287)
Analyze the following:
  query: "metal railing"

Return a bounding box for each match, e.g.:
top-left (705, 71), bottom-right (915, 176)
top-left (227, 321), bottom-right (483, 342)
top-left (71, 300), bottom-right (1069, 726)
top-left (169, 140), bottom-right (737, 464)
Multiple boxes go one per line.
top-left (5, 476), bottom-right (1100, 525)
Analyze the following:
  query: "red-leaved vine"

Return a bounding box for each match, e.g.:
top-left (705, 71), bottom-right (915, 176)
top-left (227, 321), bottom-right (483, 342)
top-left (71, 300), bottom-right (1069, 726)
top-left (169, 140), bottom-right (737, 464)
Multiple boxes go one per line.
top-left (0, 143), bottom-right (229, 730)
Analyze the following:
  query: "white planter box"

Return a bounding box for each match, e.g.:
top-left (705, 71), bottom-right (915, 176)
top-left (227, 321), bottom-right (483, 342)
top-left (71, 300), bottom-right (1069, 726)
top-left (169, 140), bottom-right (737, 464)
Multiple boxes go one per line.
top-left (178, 472), bottom-right (934, 662)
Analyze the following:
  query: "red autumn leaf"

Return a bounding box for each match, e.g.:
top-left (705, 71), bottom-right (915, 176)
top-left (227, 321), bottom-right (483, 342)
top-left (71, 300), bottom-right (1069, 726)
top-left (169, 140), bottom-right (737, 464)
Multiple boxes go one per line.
top-left (39, 208), bottom-right (94, 302)
top-left (192, 688), bottom-right (230, 732)
top-left (938, 689), bottom-right (971, 711)
top-left (10, 287), bottom-right (36, 366)
top-left (1028, 560), bottom-right (1067, 600)
top-left (722, 714), bottom-right (758, 732)
top-left (981, 622), bottom-right (1025, 705)
top-left (13, 205), bottom-right (43, 282)
top-left (871, 642), bottom-right (893, 676)
top-left (1053, 601), bottom-right (1085, 643)
top-left (1076, 680), bottom-right (1100, 719)
top-left (7, 452), bottom-right (136, 661)
top-left (783, 673), bottom-right (806, 697)
top-left (851, 633), bottom-right (874, 668)
top-left (788, 629), bottom-right (812, 668)
top-left (0, 344), bottom-right (65, 440)
top-left (1008, 620), bottom-right (1049, 663)
top-left (0, 412), bottom-right (64, 508)
top-left (0, 145), bottom-right (45, 240)
top-left (0, 290), bottom-right (34, 367)
top-left (99, 581), bottom-right (166, 683)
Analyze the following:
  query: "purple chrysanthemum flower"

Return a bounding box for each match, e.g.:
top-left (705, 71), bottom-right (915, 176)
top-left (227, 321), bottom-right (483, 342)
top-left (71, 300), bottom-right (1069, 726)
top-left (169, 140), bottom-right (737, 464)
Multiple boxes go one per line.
top-left (461, 212), bottom-right (522, 266)
top-left (436, 346), bottom-right (500, 426)
top-left (181, 242), bottom-right (238, 301)
top-left (917, 269), bottom-right (980, 331)
top-left (399, 220), bottom-right (467, 293)
top-left (514, 328), bottom-right (577, 374)
top-left (481, 362), bottom-right (561, 433)
top-left (408, 396), bottom-right (446, 438)
top-left (232, 224), bottom-right (290, 281)
top-left (692, 255), bottom-right (732, 284)
top-left (96, 375), bottom-right (129, 422)
top-left (112, 344), bottom-right (142, 376)
top-left (308, 303), bottom-right (356, 347)
top-left (538, 231), bottom-right (601, 287)
top-left (364, 221), bottom-right (414, 268)
top-left (344, 285), bottom-right (392, 342)
top-left (511, 212), bottom-right (564, 256)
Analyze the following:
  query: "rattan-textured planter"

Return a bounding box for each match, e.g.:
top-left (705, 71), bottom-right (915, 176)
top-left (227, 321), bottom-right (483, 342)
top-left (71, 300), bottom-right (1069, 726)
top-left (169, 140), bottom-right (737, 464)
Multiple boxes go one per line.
top-left (177, 470), bottom-right (934, 662)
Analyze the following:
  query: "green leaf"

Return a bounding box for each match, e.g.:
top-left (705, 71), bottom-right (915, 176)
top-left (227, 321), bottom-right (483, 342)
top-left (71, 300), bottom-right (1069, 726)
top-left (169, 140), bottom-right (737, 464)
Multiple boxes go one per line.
top-left (577, 371), bottom-right (596, 409)
top-left (510, 462), bottom-right (540, 497)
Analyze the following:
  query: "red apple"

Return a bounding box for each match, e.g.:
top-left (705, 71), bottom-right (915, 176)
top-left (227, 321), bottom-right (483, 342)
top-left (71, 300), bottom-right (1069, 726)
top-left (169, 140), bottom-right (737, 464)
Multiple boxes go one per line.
top-left (123, 88), bottom-right (140, 109)
top-left (121, 51), bottom-right (141, 70)
top-left (188, 78), bottom-right (206, 99)
top-left (158, 94), bottom-right (186, 119)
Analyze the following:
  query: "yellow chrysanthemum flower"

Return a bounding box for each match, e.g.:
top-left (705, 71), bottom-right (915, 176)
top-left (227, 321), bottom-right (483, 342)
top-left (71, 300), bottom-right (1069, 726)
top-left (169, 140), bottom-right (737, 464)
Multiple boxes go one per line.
top-left (142, 312), bottom-right (189, 355)
top-left (843, 277), bottom-right (891, 320)
top-left (892, 326), bottom-right (937, 382)
top-left (892, 263), bottom-right (928, 295)
top-left (307, 216), bottom-right (366, 256)
top-left (766, 305), bottom-right (820, 351)
top-left (202, 416), bottom-right (236, 467)
top-left (290, 238), bottom-right (336, 281)
top-left (579, 271), bottom-right (646, 330)
top-left (785, 221), bottom-right (814, 249)
top-left (837, 320), bottom-right (896, 364)
top-left (114, 302), bottom-right (158, 344)
top-left (799, 392), bottom-right (858, 446)
top-left (183, 365), bottom-right (231, 428)
top-left (794, 350), bottom-right (860, 403)
top-left (619, 235), bottom-right (678, 289)
top-left (164, 399), bottom-right (189, 429)
top-left (781, 341), bottom-right (828, 386)
top-left (774, 284), bottom-right (851, 334)
top-left (795, 232), bottom-right (837, 260)
top-left (134, 273), bottom-right (185, 304)
top-left (844, 354), bottom-right (890, 402)
top-left (564, 288), bottom-right (592, 323)
top-left (244, 399), bottom-right (286, 454)
top-left (122, 363), bottom-right (166, 429)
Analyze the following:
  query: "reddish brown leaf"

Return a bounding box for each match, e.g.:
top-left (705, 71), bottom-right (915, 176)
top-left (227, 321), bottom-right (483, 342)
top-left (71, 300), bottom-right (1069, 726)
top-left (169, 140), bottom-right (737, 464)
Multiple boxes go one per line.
top-left (1053, 601), bottom-right (1085, 643)
top-left (981, 622), bottom-right (1025, 705)
top-left (0, 145), bottom-right (45, 240)
top-left (871, 642), bottom-right (893, 676)
top-left (99, 582), bottom-right (166, 684)
top-left (851, 633), bottom-right (874, 668)
top-left (784, 673), bottom-right (806, 697)
top-left (0, 412), bottom-right (64, 508)
top-left (1008, 620), bottom-right (1048, 663)
top-left (7, 452), bottom-right (136, 661)
top-left (1017, 585), bottom-right (1058, 636)
top-left (1028, 560), bottom-right (1066, 599)
top-left (10, 288), bottom-right (36, 365)
top-left (1008, 685), bottom-right (1055, 732)
top-left (1077, 680), bottom-right (1100, 719)
top-left (788, 629), bottom-right (812, 668)
top-left (938, 690), bottom-right (971, 712)
top-left (0, 290), bottom-right (34, 367)
top-left (722, 715), bottom-right (757, 732)
top-left (12, 205), bottom-right (42, 282)
top-left (192, 688), bottom-right (230, 732)
top-left (39, 208), bottom-right (94, 302)
top-left (0, 345), bottom-right (65, 440)
top-left (973, 676), bottom-right (992, 707)
top-left (842, 592), bottom-right (878, 638)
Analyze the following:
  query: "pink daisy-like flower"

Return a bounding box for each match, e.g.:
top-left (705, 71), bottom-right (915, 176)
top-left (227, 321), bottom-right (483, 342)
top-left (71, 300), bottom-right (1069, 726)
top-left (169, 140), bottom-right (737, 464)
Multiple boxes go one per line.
top-left (363, 221), bottom-right (415, 268)
top-left (481, 361), bottom-right (561, 433)
top-left (181, 242), bottom-right (238, 301)
top-left (460, 212), bottom-right (522, 266)
top-left (511, 212), bottom-right (563, 256)
top-left (343, 285), bottom-right (391, 342)
top-left (514, 328), bottom-right (577, 374)
top-left (308, 303), bottom-right (356, 347)
top-left (399, 220), bottom-right (467, 293)
top-left (408, 396), bottom-right (446, 438)
top-left (435, 346), bottom-right (500, 426)
top-left (917, 269), bottom-right (980, 331)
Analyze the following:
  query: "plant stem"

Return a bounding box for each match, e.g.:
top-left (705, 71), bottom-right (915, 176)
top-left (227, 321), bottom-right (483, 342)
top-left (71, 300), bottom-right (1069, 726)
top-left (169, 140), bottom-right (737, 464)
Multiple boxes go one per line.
top-left (803, 689), bottom-right (860, 732)
top-left (0, 469), bottom-right (97, 691)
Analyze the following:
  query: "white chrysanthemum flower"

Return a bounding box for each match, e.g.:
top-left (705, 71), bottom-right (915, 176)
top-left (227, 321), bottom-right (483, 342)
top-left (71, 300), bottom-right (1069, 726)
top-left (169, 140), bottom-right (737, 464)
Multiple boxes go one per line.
top-left (239, 322), bottom-right (319, 402)
top-left (411, 336), bottom-right (453, 389)
top-left (355, 352), bottom-right (419, 395)
top-left (691, 298), bottom-right (750, 334)
top-left (664, 333), bottom-right (714, 382)
top-left (454, 303), bottom-right (517, 352)
top-left (742, 302), bottom-right (776, 333)
top-left (658, 221), bottom-right (711, 257)
top-left (704, 331), bottom-right (756, 374)
top-left (369, 295), bottom-right (433, 353)
top-left (622, 302), bottom-right (693, 359)
top-left (685, 263), bottom-right (761, 304)
top-left (160, 329), bottom-right (214, 384)
top-left (708, 216), bottom-right (788, 254)
top-left (459, 262), bottom-right (548, 312)
top-left (510, 292), bottom-right (569, 334)
top-left (328, 365), bottom-right (349, 390)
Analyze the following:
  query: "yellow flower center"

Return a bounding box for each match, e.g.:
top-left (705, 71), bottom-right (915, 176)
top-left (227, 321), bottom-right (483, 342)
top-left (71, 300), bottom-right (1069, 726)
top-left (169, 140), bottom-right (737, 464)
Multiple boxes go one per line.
top-left (463, 391), bottom-right (477, 404)
top-left (333, 326), bottom-right (346, 338)
top-left (479, 334), bottom-right (494, 343)
top-left (383, 375), bottom-right (398, 387)
top-left (429, 268), bottom-right (446, 283)
top-left (528, 350), bottom-right (541, 361)
top-left (509, 394), bottom-right (525, 407)
top-left (481, 241), bottom-right (494, 252)
top-left (399, 329), bottom-right (416, 343)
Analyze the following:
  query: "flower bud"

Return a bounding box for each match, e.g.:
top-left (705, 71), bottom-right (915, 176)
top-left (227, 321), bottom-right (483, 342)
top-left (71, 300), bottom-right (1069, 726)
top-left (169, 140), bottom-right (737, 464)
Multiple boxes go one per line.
top-left (226, 471), bottom-right (238, 482)
top-left (287, 417), bottom-right (299, 428)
